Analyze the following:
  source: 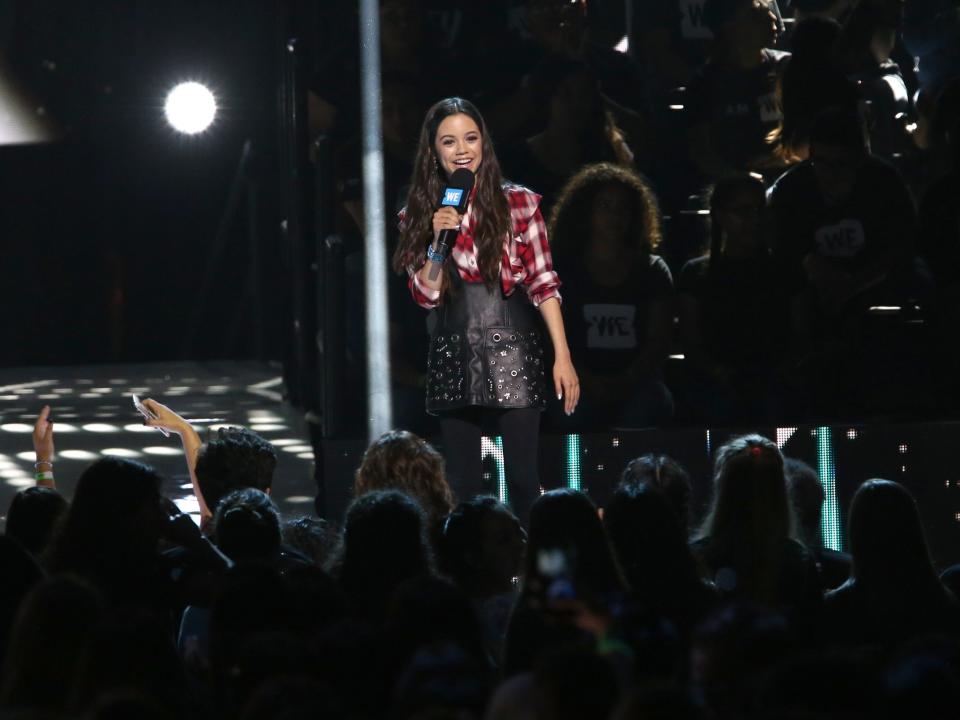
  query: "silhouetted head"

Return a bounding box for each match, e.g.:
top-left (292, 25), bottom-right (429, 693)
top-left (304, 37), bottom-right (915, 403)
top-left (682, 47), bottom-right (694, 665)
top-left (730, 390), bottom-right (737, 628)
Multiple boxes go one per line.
top-left (704, 0), bottom-right (778, 52)
top-left (525, 489), bottom-right (624, 597)
top-left (848, 479), bottom-right (939, 590)
top-left (439, 496), bottom-right (526, 597)
top-left (47, 457), bottom-right (164, 565)
top-left (618, 453), bottom-right (692, 534)
top-left (604, 483), bottom-right (701, 597)
top-left (5, 486), bottom-right (68, 556)
top-left (699, 434), bottom-right (792, 548)
top-left (355, 429), bottom-right (453, 534)
top-left (337, 490), bottom-right (434, 619)
top-left (708, 174), bottom-right (767, 260)
top-left (196, 427), bottom-right (277, 514)
top-left (213, 488), bottom-right (282, 564)
top-left (809, 106), bottom-right (868, 204)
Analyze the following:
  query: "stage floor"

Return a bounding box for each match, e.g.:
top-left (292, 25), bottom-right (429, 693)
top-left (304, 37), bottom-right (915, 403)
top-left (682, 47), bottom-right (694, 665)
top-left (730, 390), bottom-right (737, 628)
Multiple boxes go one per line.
top-left (0, 361), bottom-right (318, 526)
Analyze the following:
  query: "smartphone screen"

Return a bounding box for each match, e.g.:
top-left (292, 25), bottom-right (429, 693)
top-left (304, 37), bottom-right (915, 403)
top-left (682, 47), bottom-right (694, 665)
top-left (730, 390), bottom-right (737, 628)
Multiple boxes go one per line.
top-left (132, 394), bottom-right (170, 437)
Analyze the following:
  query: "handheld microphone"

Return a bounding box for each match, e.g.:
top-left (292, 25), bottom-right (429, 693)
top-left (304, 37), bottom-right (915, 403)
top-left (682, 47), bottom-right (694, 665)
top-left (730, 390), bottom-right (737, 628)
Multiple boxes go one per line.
top-left (428, 168), bottom-right (474, 281)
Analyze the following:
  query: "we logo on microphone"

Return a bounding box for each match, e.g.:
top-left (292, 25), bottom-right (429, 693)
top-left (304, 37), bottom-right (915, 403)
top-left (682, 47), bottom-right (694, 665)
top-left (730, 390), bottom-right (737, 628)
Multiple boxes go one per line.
top-left (442, 188), bottom-right (464, 207)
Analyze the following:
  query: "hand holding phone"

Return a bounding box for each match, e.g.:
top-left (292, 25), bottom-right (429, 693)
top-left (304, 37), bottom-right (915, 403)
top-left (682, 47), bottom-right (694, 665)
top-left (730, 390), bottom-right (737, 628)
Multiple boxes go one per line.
top-left (132, 394), bottom-right (171, 437)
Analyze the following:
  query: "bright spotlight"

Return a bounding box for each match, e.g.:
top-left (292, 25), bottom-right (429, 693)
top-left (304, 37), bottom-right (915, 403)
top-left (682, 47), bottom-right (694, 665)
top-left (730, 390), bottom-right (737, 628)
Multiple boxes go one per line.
top-left (164, 82), bottom-right (217, 135)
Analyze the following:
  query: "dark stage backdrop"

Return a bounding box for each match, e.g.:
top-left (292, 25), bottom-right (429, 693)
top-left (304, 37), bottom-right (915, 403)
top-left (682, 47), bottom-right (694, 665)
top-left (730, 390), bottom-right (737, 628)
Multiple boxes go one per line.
top-left (0, 0), bottom-right (282, 365)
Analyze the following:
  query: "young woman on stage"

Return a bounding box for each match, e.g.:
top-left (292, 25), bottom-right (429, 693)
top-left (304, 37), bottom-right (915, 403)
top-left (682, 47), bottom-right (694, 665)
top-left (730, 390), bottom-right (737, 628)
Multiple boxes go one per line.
top-left (393, 97), bottom-right (579, 523)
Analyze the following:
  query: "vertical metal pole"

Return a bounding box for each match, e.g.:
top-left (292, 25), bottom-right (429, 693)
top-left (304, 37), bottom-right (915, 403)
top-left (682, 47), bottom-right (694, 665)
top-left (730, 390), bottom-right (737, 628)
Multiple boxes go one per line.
top-left (359, 0), bottom-right (393, 440)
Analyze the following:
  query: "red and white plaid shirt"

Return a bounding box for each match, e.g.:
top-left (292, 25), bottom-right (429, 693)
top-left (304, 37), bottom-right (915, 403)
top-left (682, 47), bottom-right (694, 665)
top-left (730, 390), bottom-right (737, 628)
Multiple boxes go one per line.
top-left (401, 184), bottom-right (562, 310)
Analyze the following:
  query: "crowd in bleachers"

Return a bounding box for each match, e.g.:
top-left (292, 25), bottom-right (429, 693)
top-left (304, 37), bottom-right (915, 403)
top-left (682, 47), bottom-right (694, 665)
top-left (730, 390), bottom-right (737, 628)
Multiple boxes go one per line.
top-left (3, 404), bottom-right (960, 718)
top-left (311, 0), bottom-right (960, 432)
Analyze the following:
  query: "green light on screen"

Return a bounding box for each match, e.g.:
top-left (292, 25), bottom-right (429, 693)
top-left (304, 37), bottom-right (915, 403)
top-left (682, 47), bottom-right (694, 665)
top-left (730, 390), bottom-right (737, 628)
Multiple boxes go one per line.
top-left (480, 435), bottom-right (508, 504)
top-left (816, 426), bottom-right (842, 551)
top-left (566, 434), bottom-right (581, 491)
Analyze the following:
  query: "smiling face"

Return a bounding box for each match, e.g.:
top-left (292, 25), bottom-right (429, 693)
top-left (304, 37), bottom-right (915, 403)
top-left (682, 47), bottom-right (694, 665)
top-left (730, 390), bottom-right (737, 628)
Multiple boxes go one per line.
top-left (433, 113), bottom-right (483, 177)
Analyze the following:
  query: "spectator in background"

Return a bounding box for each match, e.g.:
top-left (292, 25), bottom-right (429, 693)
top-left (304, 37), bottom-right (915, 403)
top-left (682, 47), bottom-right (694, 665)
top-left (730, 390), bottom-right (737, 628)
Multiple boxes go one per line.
top-left (691, 435), bottom-right (821, 614)
top-left (769, 107), bottom-right (916, 321)
top-left (308, 0), bottom-right (447, 141)
top-left (280, 516), bottom-right (339, 569)
top-left (502, 57), bottom-right (636, 216)
top-left (784, 457), bottom-right (852, 590)
top-left (902, 0), bottom-right (960, 94)
top-left (777, 16), bottom-right (859, 161)
top-left (141, 397), bottom-right (277, 527)
top-left (824, 479), bottom-right (960, 647)
top-left (836, 0), bottom-right (911, 159)
top-left (630, 0), bottom-right (714, 93)
top-left (522, 0), bottom-right (644, 110)
top-left (354, 429), bottom-right (454, 547)
top-left (5, 486), bottom-right (68, 558)
top-left (547, 163), bottom-right (674, 429)
top-left (194, 429), bottom-right (278, 526)
top-left (438, 497), bottom-right (526, 599)
top-left (0, 537), bottom-right (44, 672)
top-left (690, 603), bottom-right (798, 720)
top-left (502, 489), bottom-right (626, 676)
top-left (438, 497), bottom-right (527, 667)
top-left (332, 490), bottom-right (435, 622)
top-left (43, 457), bottom-right (229, 612)
top-left (769, 106), bottom-right (933, 417)
top-left (686, 0), bottom-right (790, 179)
top-left (678, 174), bottom-right (793, 423)
top-left (212, 488), bottom-right (283, 567)
top-left (42, 457), bottom-right (171, 610)
top-left (483, 0), bottom-right (645, 143)
top-left (912, 77), bottom-right (960, 188)
top-left (618, 453), bottom-right (694, 535)
top-left (604, 483), bottom-right (719, 642)
top-left (0, 576), bottom-right (104, 715)
top-left (917, 80), bottom-right (960, 300)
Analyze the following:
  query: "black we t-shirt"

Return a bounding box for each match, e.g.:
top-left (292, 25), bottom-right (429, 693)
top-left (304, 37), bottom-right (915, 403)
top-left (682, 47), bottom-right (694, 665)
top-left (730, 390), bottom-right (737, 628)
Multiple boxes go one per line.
top-left (769, 156), bottom-right (916, 276)
top-left (562, 254), bottom-right (674, 373)
top-left (685, 48), bottom-right (789, 170)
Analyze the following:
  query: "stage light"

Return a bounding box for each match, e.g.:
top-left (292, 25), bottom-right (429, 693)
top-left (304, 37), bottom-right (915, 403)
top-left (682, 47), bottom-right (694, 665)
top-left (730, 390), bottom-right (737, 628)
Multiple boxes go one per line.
top-left (142, 446), bottom-right (182, 456)
top-left (59, 450), bottom-right (99, 461)
top-left (164, 82), bottom-right (217, 135)
top-left (101, 448), bottom-right (142, 458)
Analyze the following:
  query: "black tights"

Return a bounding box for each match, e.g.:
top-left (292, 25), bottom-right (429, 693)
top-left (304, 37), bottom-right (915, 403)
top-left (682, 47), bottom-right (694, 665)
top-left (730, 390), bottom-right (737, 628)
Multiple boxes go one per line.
top-left (439, 407), bottom-right (541, 525)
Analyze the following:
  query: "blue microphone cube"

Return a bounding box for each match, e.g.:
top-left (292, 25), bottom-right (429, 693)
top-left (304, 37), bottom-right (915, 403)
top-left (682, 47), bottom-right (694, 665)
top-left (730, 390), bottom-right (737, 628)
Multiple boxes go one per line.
top-left (441, 188), bottom-right (465, 207)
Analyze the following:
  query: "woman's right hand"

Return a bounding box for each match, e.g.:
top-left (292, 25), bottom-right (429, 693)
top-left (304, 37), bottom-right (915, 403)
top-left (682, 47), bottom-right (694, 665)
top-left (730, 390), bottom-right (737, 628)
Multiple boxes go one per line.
top-left (432, 206), bottom-right (463, 246)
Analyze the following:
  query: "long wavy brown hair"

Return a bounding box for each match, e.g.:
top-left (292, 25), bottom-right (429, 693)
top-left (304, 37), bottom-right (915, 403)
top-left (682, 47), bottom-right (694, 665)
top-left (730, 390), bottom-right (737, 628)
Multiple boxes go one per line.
top-left (548, 162), bottom-right (662, 259)
top-left (392, 97), bottom-right (511, 291)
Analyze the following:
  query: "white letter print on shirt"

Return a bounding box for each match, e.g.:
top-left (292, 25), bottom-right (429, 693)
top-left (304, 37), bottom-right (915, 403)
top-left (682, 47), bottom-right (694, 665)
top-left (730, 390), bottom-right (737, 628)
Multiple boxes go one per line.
top-left (814, 219), bottom-right (866, 258)
top-left (584, 304), bottom-right (637, 349)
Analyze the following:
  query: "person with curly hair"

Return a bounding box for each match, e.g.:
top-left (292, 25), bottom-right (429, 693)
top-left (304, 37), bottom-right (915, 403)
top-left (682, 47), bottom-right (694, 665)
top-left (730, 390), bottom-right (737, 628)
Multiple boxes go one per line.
top-left (139, 398), bottom-right (277, 526)
top-left (354, 429), bottom-right (454, 543)
top-left (393, 97), bottom-right (579, 523)
top-left (546, 162), bottom-right (674, 430)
